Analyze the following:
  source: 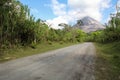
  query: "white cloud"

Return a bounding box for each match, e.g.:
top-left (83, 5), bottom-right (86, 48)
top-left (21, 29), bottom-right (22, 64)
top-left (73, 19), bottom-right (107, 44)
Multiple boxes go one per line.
top-left (51, 0), bottom-right (66, 16)
top-left (47, 0), bottom-right (111, 29)
top-left (101, 0), bottom-right (111, 11)
top-left (47, 16), bottom-right (68, 29)
top-left (68, 0), bottom-right (111, 21)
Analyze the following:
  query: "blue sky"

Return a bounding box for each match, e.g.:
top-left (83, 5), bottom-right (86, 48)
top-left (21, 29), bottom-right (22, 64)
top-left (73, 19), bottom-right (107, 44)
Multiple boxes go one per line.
top-left (19, 0), bottom-right (118, 29)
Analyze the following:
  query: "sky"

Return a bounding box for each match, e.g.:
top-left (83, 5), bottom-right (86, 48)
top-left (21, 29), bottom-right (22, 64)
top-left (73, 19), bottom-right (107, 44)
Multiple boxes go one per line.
top-left (19, 0), bottom-right (118, 29)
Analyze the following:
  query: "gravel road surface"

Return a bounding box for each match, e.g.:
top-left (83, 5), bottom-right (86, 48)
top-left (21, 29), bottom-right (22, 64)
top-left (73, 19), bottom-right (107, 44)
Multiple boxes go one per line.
top-left (0, 42), bottom-right (96, 80)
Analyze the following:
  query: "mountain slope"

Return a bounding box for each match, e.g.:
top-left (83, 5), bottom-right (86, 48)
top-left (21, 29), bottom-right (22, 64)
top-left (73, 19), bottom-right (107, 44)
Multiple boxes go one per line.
top-left (74, 16), bottom-right (105, 33)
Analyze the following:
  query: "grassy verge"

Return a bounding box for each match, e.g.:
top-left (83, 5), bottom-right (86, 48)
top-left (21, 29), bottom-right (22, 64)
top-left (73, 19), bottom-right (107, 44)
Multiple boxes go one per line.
top-left (95, 42), bottom-right (120, 80)
top-left (0, 42), bottom-right (77, 62)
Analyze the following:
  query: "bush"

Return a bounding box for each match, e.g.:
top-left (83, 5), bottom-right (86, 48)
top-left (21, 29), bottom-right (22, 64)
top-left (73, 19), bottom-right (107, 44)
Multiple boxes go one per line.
top-left (60, 41), bottom-right (63, 44)
top-left (113, 55), bottom-right (119, 59)
top-left (30, 42), bottom-right (37, 49)
top-left (48, 41), bottom-right (52, 45)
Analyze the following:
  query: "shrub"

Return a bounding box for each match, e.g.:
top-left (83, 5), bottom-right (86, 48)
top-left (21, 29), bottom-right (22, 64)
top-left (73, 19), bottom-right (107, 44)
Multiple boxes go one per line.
top-left (48, 41), bottom-right (52, 45)
top-left (30, 42), bottom-right (37, 49)
top-left (60, 41), bottom-right (63, 44)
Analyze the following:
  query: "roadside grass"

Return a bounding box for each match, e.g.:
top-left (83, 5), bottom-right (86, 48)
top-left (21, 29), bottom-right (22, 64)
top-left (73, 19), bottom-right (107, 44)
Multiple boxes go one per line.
top-left (95, 42), bottom-right (120, 80)
top-left (0, 42), bottom-right (77, 62)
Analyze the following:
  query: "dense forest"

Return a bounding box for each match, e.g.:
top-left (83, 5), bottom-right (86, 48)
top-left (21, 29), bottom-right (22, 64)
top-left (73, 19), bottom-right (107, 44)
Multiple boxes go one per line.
top-left (0, 0), bottom-right (120, 55)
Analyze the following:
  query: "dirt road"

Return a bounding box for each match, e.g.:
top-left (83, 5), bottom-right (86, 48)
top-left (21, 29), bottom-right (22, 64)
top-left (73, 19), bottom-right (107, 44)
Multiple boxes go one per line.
top-left (0, 42), bottom-right (96, 80)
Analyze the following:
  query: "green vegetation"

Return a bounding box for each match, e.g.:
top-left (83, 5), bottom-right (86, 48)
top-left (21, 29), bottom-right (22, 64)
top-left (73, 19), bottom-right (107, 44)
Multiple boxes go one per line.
top-left (0, 42), bottom-right (77, 62)
top-left (95, 42), bottom-right (120, 80)
top-left (0, 0), bottom-right (86, 57)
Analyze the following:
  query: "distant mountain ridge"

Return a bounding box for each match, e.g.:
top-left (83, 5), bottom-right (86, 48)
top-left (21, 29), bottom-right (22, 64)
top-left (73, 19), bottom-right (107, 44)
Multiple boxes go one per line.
top-left (73, 16), bottom-right (105, 33)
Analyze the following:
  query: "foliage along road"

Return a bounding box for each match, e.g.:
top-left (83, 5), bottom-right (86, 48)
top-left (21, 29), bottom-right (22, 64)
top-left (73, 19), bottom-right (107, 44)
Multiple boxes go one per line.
top-left (0, 42), bottom-right (96, 80)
